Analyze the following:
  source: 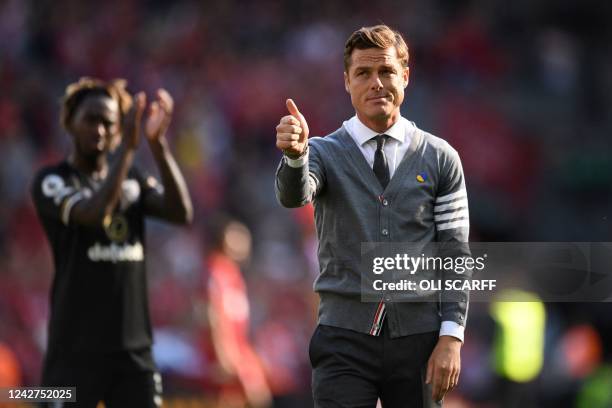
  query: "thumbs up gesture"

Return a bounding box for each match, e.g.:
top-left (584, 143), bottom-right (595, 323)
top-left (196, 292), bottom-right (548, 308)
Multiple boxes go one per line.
top-left (276, 99), bottom-right (310, 159)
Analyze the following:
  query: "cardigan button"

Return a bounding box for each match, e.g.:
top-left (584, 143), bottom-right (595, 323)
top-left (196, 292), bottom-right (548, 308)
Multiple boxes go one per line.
top-left (381, 229), bottom-right (389, 236)
top-left (382, 199), bottom-right (389, 206)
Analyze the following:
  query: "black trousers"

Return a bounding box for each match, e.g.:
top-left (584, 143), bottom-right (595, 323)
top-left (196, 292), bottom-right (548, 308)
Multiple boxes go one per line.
top-left (40, 347), bottom-right (162, 407)
top-left (310, 322), bottom-right (441, 408)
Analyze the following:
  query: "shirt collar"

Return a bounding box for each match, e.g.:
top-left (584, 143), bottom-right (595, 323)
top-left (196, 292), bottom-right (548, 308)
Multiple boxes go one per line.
top-left (350, 115), bottom-right (407, 146)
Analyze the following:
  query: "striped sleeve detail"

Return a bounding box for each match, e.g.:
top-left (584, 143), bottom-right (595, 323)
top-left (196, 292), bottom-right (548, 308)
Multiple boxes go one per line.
top-left (434, 189), bottom-right (469, 231)
top-left (433, 199), bottom-right (465, 213)
top-left (437, 219), bottom-right (470, 231)
top-left (60, 192), bottom-right (85, 225)
top-left (435, 189), bottom-right (467, 204)
top-left (434, 208), bottom-right (469, 222)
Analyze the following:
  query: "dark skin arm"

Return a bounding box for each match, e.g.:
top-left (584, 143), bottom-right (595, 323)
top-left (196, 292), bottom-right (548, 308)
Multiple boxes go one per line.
top-left (143, 89), bottom-right (193, 224)
top-left (70, 93), bottom-right (146, 226)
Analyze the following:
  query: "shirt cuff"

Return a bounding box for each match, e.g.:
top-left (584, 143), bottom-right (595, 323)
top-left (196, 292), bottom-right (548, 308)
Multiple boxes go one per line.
top-left (439, 320), bottom-right (464, 342)
top-left (284, 151), bottom-right (308, 168)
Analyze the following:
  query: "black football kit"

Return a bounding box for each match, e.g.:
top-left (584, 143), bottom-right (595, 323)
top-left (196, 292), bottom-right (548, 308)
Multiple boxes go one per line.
top-left (32, 160), bottom-right (164, 407)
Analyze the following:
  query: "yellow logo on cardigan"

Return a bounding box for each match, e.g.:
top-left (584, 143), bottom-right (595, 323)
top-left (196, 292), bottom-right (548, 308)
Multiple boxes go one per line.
top-left (416, 172), bottom-right (427, 183)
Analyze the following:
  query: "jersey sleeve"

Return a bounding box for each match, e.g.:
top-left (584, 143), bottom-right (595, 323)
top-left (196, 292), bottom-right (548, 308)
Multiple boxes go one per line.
top-left (129, 167), bottom-right (164, 206)
top-left (31, 169), bottom-right (90, 226)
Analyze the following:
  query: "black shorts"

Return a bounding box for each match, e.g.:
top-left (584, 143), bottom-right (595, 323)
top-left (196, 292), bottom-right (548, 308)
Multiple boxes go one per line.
top-left (40, 347), bottom-right (162, 408)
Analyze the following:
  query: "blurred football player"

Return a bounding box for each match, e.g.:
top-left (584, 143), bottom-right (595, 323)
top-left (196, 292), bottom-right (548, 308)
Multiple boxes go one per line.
top-left (32, 77), bottom-right (192, 407)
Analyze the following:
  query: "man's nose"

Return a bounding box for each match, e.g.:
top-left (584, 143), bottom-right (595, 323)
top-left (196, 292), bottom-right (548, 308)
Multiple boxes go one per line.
top-left (370, 75), bottom-right (383, 90)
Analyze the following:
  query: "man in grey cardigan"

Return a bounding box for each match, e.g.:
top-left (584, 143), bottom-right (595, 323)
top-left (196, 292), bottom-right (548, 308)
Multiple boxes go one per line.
top-left (275, 25), bottom-right (469, 407)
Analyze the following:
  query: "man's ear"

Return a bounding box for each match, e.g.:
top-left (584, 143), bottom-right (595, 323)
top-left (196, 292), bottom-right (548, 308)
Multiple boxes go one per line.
top-left (403, 66), bottom-right (410, 88)
top-left (344, 71), bottom-right (350, 93)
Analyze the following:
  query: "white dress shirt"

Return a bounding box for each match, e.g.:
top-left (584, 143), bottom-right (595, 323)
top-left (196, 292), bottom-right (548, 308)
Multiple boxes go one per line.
top-left (342, 115), bottom-right (413, 178)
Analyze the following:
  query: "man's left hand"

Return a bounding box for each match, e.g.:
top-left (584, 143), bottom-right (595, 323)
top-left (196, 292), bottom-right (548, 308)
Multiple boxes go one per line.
top-left (426, 335), bottom-right (462, 402)
top-left (145, 88), bottom-right (174, 142)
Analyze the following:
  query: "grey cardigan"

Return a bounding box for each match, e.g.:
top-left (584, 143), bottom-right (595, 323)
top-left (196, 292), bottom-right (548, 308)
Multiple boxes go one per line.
top-left (275, 125), bottom-right (470, 338)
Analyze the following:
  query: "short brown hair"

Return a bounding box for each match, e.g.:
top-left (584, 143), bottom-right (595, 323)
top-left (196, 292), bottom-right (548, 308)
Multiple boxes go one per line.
top-left (60, 77), bottom-right (133, 130)
top-left (344, 25), bottom-right (409, 71)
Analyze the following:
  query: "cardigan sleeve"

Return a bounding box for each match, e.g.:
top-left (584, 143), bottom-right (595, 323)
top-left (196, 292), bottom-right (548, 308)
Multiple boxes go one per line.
top-left (274, 139), bottom-right (326, 208)
top-left (435, 143), bottom-right (471, 329)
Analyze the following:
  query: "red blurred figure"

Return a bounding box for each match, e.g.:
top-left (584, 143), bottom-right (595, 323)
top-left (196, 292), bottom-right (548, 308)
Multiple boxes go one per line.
top-left (0, 342), bottom-right (21, 388)
top-left (205, 217), bottom-right (272, 408)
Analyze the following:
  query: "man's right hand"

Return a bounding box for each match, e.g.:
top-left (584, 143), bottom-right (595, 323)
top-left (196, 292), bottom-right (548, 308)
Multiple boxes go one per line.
top-left (276, 99), bottom-right (309, 159)
top-left (123, 92), bottom-right (146, 150)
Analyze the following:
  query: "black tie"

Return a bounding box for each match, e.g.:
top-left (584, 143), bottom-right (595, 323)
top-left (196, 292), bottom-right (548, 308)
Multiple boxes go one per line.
top-left (373, 135), bottom-right (390, 189)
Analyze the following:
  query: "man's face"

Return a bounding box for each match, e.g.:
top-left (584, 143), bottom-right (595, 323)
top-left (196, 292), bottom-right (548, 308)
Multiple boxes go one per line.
top-left (344, 46), bottom-right (409, 128)
top-left (69, 94), bottom-right (120, 159)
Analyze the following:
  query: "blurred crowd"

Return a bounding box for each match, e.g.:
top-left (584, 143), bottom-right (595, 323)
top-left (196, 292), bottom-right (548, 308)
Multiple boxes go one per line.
top-left (1, 0), bottom-right (612, 406)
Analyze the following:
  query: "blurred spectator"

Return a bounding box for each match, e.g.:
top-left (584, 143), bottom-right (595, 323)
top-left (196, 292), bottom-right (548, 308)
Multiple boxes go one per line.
top-left (204, 216), bottom-right (272, 408)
